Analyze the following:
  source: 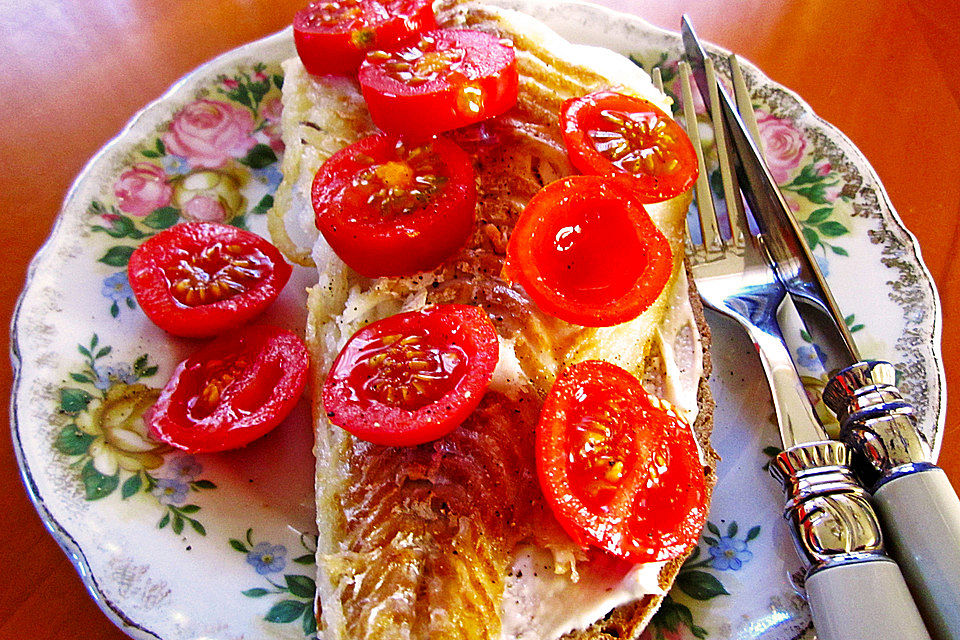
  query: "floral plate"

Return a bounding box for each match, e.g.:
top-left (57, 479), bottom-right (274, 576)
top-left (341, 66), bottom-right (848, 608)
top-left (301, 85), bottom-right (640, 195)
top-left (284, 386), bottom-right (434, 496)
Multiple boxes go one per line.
top-left (10, 1), bottom-right (944, 639)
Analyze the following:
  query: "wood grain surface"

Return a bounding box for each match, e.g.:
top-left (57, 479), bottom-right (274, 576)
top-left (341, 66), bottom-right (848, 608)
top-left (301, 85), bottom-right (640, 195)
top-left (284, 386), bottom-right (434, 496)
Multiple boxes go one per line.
top-left (1, 0), bottom-right (958, 637)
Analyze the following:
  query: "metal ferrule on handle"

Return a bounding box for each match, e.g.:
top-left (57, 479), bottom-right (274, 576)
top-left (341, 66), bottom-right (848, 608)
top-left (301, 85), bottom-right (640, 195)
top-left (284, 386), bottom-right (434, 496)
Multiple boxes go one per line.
top-left (769, 441), bottom-right (932, 640)
top-left (822, 361), bottom-right (931, 487)
top-left (769, 440), bottom-right (884, 571)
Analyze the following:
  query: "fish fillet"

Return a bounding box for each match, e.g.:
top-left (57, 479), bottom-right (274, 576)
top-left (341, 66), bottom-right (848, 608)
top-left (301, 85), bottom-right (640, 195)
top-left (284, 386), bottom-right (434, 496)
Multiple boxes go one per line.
top-left (268, 2), bottom-right (718, 639)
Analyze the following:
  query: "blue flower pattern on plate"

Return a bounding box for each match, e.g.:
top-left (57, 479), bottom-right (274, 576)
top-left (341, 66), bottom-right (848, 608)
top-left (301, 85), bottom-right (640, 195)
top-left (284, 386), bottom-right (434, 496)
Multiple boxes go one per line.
top-left (152, 478), bottom-right (189, 506)
top-left (100, 271), bottom-right (137, 317)
top-left (247, 542), bottom-right (288, 575)
top-left (168, 455), bottom-right (203, 481)
top-left (101, 271), bottom-right (133, 301)
top-left (709, 536), bottom-right (755, 571)
top-left (92, 363), bottom-right (138, 390)
top-left (796, 343), bottom-right (827, 370)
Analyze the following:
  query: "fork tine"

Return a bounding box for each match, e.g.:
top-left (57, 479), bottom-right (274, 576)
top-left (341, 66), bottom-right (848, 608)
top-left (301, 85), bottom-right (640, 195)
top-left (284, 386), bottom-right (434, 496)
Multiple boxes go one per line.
top-left (729, 54), bottom-right (762, 151)
top-left (652, 66), bottom-right (664, 94)
top-left (679, 61), bottom-right (723, 254)
top-left (705, 57), bottom-right (746, 247)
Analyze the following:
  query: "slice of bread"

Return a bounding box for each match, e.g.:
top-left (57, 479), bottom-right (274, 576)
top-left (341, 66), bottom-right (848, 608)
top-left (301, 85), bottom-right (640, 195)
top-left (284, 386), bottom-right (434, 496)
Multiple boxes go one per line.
top-left (268, 2), bottom-right (717, 638)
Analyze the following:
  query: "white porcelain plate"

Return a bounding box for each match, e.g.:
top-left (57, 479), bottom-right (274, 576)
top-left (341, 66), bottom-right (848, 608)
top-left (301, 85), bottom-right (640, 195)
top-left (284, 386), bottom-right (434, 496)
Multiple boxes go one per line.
top-left (11, 2), bottom-right (943, 639)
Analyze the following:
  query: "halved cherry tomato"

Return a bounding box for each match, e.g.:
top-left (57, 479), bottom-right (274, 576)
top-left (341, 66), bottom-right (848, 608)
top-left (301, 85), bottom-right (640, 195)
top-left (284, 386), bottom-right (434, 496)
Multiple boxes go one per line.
top-left (503, 175), bottom-right (672, 327)
top-left (322, 305), bottom-right (499, 446)
top-left (358, 29), bottom-right (518, 139)
top-left (128, 222), bottom-right (292, 338)
top-left (148, 324), bottom-right (309, 452)
top-left (312, 132), bottom-right (476, 277)
top-left (537, 360), bottom-right (707, 563)
top-left (293, 0), bottom-right (436, 75)
top-left (561, 91), bottom-right (699, 203)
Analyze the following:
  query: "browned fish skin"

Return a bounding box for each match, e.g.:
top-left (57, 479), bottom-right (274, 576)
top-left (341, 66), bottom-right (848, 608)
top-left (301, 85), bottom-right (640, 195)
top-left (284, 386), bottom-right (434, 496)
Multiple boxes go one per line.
top-left (315, 92), bottom-right (587, 640)
top-left (332, 390), bottom-right (551, 640)
top-left (319, 36), bottom-right (628, 640)
top-left (424, 115), bottom-right (586, 392)
top-left (309, 5), bottom-right (704, 639)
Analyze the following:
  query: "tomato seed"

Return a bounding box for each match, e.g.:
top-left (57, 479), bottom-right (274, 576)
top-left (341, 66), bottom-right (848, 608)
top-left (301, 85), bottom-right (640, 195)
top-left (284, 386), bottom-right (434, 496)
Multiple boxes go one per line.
top-left (367, 50), bottom-right (391, 61)
top-left (456, 84), bottom-right (484, 116)
top-left (165, 243), bottom-right (270, 307)
top-left (604, 460), bottom-right (624, 483)
top-left (351, 145), bottom-right (448, 218)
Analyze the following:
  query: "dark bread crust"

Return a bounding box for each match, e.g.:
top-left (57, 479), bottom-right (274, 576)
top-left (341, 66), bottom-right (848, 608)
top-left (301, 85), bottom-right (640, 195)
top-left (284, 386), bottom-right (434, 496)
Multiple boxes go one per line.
top-left (563, 264), bottom-right (717, 640)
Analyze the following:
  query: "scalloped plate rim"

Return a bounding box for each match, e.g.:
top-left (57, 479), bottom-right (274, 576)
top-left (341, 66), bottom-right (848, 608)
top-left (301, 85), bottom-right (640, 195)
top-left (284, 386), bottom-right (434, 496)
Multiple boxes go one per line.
top-left (9, 3), bottom-right (945, 639)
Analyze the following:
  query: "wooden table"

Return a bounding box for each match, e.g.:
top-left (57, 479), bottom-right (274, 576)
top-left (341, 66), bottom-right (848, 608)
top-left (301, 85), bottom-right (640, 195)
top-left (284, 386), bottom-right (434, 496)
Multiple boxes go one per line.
top-left (1, 0), bottom-right (958, 637)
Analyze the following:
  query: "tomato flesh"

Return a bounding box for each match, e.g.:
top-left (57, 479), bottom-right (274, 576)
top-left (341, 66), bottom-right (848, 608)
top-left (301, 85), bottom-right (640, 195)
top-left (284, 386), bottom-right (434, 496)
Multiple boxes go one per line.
top-left (537, 360), bottom-right (707, 563)
top-left (128, 222), bottom-right (292, 338)
top-left (165, 241), bottom-right (272, 307)
top-left (345, 331), bottom-right (468, 412)
top-left (294, 0), bottom-right (436, 75)
top-left (322, 305), bottom-right (499, 446)
top-left (148, 325), bottom-right (309, 452)
top-left (534, 196), bottom-right (649, 308)
top-left (561, 91), bottom-right (699, 203)
top-left (312, 133), bottom-right (476, 277)
top-left (504, 175), bottom-right (672, 327)
top-left (359, 29), bottom-right (518, 139)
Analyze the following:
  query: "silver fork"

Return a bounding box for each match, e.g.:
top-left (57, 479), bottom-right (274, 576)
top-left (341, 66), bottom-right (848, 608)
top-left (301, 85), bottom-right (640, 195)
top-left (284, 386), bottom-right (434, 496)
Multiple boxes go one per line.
top-left (672, 56), bottom-right (932, 640)
top-left (672, 58), bottom-right (824, 451)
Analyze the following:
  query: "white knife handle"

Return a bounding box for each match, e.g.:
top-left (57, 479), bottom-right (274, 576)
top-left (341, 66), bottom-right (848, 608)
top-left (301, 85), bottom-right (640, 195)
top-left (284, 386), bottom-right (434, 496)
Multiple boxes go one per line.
top-left (805, 558), bottom-right (931, 640)
top-left (872, 467), bottom-right (960, 640)
top-left (823, 361), bottom-right (960, 640)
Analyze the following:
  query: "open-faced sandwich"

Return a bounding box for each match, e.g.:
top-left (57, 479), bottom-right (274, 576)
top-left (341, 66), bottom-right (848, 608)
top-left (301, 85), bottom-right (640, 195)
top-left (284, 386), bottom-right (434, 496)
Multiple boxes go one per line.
top-left (267, 0), bottom-right (718, 638)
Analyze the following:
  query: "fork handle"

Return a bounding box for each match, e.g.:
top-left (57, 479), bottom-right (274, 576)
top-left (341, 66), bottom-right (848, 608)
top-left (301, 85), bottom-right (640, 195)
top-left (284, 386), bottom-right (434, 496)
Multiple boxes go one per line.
top-left (770, 442), bottom-right (930, 639)
top-left (805, 558), bottom-right (931, 640)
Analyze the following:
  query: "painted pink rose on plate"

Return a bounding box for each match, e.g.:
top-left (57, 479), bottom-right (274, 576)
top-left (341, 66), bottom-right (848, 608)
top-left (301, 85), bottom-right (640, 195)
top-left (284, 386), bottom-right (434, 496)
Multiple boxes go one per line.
top-left (823, 183), bottom-right (843, 203)
top-left (163, 99), bottom-right (257, 169)
top-left (181, 195), bottom-right (228, 222)
top-left (260, 96), bottom-right (284, 153)
top-left (172, 170), bottom-right (245, 224)
top-left (757, 112), bottom-right (807, 183)
top-left (114, 163), bottom-right (173, 216)
top-left (262, 96), bottom-right (282, 123)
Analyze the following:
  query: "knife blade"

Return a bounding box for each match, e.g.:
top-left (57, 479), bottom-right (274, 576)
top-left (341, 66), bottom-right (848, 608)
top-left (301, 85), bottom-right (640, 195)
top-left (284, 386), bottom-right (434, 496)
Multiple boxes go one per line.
top-left (680, 17), bottom-right (859, 362)
top-left (681, 16), bottom-right (960, 640)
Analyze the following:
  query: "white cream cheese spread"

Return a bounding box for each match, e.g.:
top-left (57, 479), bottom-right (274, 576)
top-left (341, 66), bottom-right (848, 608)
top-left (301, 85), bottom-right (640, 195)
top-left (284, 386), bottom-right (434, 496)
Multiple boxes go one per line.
top-left (501, 546), bottom-right (666, 640)
top-left (497, 273), bottom-right (704, 640)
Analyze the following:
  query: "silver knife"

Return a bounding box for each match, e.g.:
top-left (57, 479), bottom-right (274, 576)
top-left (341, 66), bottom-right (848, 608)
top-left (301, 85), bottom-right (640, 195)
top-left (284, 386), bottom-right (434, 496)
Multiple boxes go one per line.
top-left (682, 49), bottom-right (930, 637)
top-left (680, 16), bottom-right (960, 640)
